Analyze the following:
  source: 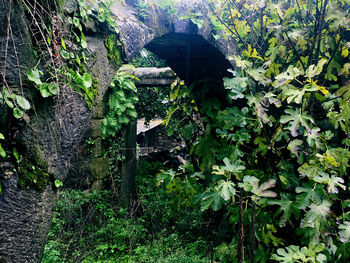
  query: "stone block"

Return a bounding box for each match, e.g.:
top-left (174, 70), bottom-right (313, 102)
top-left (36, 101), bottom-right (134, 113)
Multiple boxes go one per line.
top-left (91, 179), bottom-right (104, 191)
top-left (92, 102), bottom-right (105, 119)
top-left (90, 119), bottom-right (103, 138)
top-left (90, 157), bottom-right (109, 180)
top-left (91, 138), bottom-right (103, 157)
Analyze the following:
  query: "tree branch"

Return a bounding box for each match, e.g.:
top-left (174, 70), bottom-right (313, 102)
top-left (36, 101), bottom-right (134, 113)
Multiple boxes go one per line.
top-left (283, 31), bottom-right (306, 72)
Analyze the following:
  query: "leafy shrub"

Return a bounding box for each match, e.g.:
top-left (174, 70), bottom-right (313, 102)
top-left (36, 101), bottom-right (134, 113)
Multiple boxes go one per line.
top-left (42, 159), bottom-right (211, 262)
top-left (158, 0), bottom-right (350, 262)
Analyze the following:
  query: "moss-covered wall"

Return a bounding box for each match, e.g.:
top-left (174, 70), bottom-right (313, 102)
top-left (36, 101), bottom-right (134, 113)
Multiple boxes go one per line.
top-left (105, 34), bottom-right (123, 68)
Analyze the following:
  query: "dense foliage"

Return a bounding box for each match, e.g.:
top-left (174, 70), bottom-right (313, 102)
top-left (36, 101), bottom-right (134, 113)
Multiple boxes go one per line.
top-left (159, 0), bottom-right (350, 262)
top-left (2, 0), bottom-right (349, 262)
top-left (102, 69), bottom-right (138, 138)
top-left (132, 49), bottom-right (171, 124)
top-left (42, 160), bottom-right (213, 262)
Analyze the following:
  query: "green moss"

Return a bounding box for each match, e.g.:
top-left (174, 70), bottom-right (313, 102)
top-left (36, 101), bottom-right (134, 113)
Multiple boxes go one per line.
top-left (18, 159), bottom-right (50, 191)
top-left (84, 78), bottom-right (98, 109)
top-left (105, 34), bottom-right (122, 68)
top-left (33, 146), bottom-right (49, 171)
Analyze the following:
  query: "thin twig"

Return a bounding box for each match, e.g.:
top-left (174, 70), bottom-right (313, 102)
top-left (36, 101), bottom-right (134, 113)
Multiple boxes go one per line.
top-left (283, 31), bottom-right (306, 72)
top-left (239, 190), bottom-right (245, 263)
top-left (2, 0), bottom-right (12, 84)
top-left (9, 18), bottom-right (24, 95)
top-left (250, 200), bottom-right (256, 263)
top-left (21, 0), bottom-right (60, 90)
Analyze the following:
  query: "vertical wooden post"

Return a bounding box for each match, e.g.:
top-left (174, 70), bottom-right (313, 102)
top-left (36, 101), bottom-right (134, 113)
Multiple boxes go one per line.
top-left (120, 121), bottom-right (137, 209)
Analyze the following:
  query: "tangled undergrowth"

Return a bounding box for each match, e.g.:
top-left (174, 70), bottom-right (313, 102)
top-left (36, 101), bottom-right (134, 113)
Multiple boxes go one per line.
top-left (42, 159), bottom-right (220, 263)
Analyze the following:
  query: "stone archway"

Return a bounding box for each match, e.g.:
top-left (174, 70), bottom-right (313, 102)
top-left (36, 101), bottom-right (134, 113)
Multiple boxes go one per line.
top-left (0, 1), bottom-right (237, 262)
top-left (112, 0), bottom-right (236, 75)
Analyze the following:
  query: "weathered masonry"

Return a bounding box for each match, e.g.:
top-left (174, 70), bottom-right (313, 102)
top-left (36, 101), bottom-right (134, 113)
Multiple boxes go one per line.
top-left (0, 0), bottom-right (235, 262)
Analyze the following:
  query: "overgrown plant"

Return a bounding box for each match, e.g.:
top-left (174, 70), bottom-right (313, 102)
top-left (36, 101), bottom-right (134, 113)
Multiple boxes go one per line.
top-left (102, 68), bottom-right (138, 138)
top-left (42, 160), bottom-right (211, 262)
top-left (159, 0), bottom-right (350, 262)
top-left (135, 0), bottom-right (150, 20)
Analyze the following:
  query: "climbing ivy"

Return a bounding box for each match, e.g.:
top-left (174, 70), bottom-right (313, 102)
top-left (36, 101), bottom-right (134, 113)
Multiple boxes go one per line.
top-left (1, 0), bottom-right (124, 193)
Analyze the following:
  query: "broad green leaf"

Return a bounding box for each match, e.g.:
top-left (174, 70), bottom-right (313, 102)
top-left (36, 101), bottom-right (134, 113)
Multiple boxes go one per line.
top-left (313, 172), bottom-right (346, 194)
top-left (16, 95), bottom-right (31, 110)
top-left (4, 95), bottom-right (14, 108)
top-left (271, 245), bottom-right (303, 263)
top-left (223, 76), bottom-right (248, 100)
top-left (246, 67), bottom-right (266, 83)
top-left (316, 254), bottom-right (327, 263)
top-left (295, 184), bottom-right (323, 210)
top-left (305, 59), bottom-right (327, 79)
top-left (336, 84), bottom-right (350, 100)
top-left (327, 100), bottom-right (350, 132)
top-left (230, 55), bottom-right (252, 69)
top-left (27, 68), bottom-right (42, 85)
top-left (83, 73), bottom-right (92, 88)
top-left (227, 129), bottom-right (251, 143)
top-left (339, 221), bottom-right (350, 243)
top-left (247, 94), bottom-right (270, 125)
top-left (283, 86), bottom-right (305, 104)
top-left (272, 244), bottom-right (326, 263)
top-left (287, 139), bottom-right (303, 156)
top-left (60, 50), bottom-right (70, 59)
top-left (48, 83), bottom-right (58, 95)
top-left (240, 176), bottom-right (277, 199)
top-left (305, 127), bottom-right (322, 148)
top-left (288, 29), bottom-right (304, 41)
top-left (273, 66), bottom-right (301, 88)
top-left (264, 92), bottom-right (281, 107)
top-left (256, 179), bottom-right (277, 197)
top-left (73, 17), bottom-right (80, 27)
top-left (306, 200), bottom-right (331, 223)
top-left (266, 46), bottom-right (279, 61)
top-left (201, 190), bottom-right (223, 211)
top-left (217, 180), bottom-right (236, 201)
top-left (268, 193), bottom-right (299, 226)
top-left (39, 83), bottom-right (51, 98)
top-left (0, 133), bottom-right (4, 140)
top-left (298, 163), bottom-right (322, 178)
top-left (54, 179), bottom-right (63, 188)
top-left (0, 144), bottom-right (5, 158)
top-left (339, 63), bottom-right (350, 77)
top-left (280, 108), bottom-right (314, 137)
top-left (327, 147), bottom-right (350, 175)
top-left (13, 107), bottom-right (24, 119)
top-left (239, 175), bottom-right (259, 192)
top-left (222, 157), bottom-right (245, 174)
top-left (219, 106), bottom-right (250, 128)
top-left (81, 38), bottom-right (87, 49)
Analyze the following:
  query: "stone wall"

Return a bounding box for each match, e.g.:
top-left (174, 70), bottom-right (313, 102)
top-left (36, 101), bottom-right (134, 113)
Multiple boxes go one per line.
top-left (0, 0), bottom-right (236, 261)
